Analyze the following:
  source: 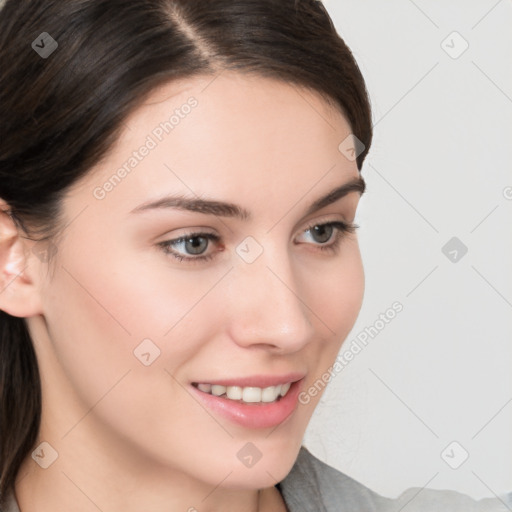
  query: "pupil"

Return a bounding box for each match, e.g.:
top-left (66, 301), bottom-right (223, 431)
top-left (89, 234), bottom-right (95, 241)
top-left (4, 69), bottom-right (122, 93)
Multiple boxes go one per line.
top-left (186, 237), bottom-right (207, 255)
top-left (312, 225), bottom-right (332, 243)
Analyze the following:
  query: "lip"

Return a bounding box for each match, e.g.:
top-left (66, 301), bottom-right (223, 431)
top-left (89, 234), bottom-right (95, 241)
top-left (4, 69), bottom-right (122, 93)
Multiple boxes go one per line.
top-left (192, 372), bottom-right (306, 389)
top-left (189, 374), bottom-right (306, 429)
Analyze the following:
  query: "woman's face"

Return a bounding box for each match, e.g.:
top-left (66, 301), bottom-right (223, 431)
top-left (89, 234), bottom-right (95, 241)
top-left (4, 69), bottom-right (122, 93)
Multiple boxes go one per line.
top-left (28, 72), bottom-right (365, 491)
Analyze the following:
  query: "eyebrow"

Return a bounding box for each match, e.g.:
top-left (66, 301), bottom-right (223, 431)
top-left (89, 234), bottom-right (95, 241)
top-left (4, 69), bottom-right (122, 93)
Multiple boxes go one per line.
top-left (129, 175), bottom-right (366, 220)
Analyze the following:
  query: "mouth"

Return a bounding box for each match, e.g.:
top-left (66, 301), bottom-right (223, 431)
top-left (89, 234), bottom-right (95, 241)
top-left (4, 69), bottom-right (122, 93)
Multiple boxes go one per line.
top-left (189, 374), bottom-right (306, 429)
top-left (191, 381), bottom-right (292, 404)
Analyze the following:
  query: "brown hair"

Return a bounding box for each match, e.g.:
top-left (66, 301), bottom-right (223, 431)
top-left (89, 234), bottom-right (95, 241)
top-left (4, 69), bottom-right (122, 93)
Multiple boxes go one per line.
top-left (0, 0), bottom-right (372, 500)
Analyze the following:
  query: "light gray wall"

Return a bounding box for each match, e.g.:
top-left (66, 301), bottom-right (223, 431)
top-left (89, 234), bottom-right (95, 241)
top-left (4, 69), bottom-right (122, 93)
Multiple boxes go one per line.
top-left (304, 0), bottom-right (512, 499)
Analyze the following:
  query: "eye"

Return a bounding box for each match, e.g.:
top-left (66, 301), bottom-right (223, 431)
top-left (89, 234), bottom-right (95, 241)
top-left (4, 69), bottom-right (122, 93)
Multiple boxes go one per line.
top-left (296, 220), bottom-right (359, 254)
top-left (157, 221), bottom-right (359, 264)
top-left (157, 232), bottom-right (221, 263)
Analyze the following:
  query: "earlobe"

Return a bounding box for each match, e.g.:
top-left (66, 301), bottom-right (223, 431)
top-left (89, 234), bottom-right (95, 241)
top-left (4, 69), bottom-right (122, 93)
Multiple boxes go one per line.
top-left (0, 200), bottom-right (44, 318)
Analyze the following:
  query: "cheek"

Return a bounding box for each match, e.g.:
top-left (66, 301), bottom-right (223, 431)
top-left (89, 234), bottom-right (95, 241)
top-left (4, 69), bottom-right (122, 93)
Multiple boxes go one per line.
top-left (40, 244), bottom-right (236, 465)
top-left (300, 241), bottom-right (365, 385)
top-left (49, 235), bottom-right (223, 337)
top-left (304, 241), bottom-right (365, 335)
top-left (41, 241), bottom-right (215, 410)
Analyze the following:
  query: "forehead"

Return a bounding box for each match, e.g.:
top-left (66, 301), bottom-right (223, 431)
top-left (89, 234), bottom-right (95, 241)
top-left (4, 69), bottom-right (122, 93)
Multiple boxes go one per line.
top-left (66, 72), bottom-right (359, 219)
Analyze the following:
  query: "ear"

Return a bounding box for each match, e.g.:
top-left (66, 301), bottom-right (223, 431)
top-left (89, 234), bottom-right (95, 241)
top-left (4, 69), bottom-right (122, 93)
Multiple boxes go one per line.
top-left (0, 199), bottom-right (44, 318)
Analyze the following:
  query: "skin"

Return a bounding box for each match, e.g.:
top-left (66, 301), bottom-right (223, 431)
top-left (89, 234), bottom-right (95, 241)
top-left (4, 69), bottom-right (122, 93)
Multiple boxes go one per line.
top-left (0, 71), bottom-right (365, 512)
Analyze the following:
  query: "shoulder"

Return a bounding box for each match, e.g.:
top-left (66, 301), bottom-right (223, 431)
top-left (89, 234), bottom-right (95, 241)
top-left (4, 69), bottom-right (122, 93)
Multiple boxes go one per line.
top-left (278, 445), bottom-right (390, 511)
top-left (278, 446), bottom-right (512, 512)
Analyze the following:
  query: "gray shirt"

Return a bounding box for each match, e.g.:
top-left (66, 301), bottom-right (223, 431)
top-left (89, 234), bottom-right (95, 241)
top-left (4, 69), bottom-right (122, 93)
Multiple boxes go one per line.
top-left (2, 446), bottom-right (511, 511)
top-left (278, 446), bottom-right (512, 511)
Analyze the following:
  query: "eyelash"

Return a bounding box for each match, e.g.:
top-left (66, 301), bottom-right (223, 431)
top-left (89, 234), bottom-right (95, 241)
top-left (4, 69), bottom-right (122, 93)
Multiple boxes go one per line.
top-left (157, 220), bottom-right (359, 264)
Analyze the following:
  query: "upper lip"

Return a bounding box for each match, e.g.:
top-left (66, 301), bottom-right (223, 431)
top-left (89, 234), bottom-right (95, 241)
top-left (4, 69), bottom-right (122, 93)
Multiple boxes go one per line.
top-left (192, 372), bottom-right (306, 388)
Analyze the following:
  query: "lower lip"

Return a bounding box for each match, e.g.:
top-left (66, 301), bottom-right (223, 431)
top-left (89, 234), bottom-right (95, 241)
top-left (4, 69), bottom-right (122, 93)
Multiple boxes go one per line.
top-left (189, 379), bottom-right (304, 429)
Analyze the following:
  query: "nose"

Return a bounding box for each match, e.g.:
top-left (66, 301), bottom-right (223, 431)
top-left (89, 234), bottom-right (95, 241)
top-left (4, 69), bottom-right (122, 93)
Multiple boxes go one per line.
top-left (225, 245), bottom-right (317, 353)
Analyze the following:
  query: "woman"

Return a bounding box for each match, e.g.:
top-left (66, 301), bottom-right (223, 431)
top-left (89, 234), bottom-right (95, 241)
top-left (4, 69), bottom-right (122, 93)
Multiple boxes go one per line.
top-left (0, 1), bottom-right (510, 510)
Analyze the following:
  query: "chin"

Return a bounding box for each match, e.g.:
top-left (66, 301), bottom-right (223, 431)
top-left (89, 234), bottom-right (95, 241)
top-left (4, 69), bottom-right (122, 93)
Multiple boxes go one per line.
top-left (222, 437), bottom-right (304, 489)
top-left (221, 459), bottom-right (296, 490)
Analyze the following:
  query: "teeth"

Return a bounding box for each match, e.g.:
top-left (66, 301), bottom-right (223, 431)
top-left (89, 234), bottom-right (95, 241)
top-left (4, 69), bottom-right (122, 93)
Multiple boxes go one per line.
top-left (280, 382), bottom-right (291, 396)
top-left (261, 386), bottom-right (277, 403)
top-left (243, 387), bottom-right (262, 403)
top-left (211, 385), bottom-right (226, 396)
top-left (195, 382), bottom-right (293, 403)
top-left (226, 386), bottom-right (243, 400)
top-left (197, 383), bottom-right (212, 393)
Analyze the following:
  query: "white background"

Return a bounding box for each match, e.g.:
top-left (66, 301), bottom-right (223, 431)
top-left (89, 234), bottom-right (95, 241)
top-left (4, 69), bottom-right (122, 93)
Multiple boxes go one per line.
top-left (304, 0), bottom-right (512, 499)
